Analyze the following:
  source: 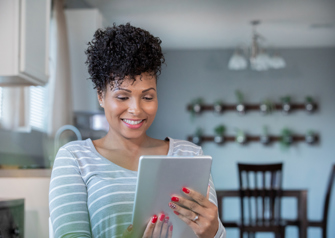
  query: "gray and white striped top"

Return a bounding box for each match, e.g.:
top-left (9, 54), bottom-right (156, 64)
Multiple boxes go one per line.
top-left (49, 137), bottom-right (226, 238)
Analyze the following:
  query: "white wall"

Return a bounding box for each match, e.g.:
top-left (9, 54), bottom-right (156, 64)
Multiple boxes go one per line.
top-left (65, 9), bottom-right (103, 113)
top-left (147, 48), bottom-right (335, 238)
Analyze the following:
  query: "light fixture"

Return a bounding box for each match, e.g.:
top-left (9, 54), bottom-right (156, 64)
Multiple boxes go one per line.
top-left (228, 20), bottom-right (286, 71)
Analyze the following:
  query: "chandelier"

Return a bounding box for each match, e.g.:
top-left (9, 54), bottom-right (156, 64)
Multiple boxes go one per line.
top-left (228, 20), bottom-right (286, 71)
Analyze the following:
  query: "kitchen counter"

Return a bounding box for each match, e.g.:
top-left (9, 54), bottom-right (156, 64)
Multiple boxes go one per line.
top-left (0, 169), bottom-right (52, 177)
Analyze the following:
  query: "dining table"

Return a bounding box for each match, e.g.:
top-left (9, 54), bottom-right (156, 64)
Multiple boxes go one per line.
top-left (216, 189), bottom-right (308, 238)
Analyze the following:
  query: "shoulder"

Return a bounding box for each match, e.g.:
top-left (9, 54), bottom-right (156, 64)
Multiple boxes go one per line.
top-left (166, 137), bottom-right (203, 156)
top-left (55, 139), bottom-right (92, 157)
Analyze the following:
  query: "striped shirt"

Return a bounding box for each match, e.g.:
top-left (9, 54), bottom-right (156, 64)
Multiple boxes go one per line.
top-left (49, 137), bottom-right (226, 238)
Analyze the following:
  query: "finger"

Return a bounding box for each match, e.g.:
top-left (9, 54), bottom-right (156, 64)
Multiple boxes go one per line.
top-left (142, 215), bottom-right (157, 238)
top-left (122, 224), bottom-right (133, 238)
top-left (152, 213), bottom-right (165, 238)
top-left (182, 187), bottom-right (212, 208)
top-left (169, 202), bottom-right (199, 227)
top-left (167, 224), bottom-right (173, 238)
top-left (160, 215), bottom-right (169, 237)
top-left (171, 195), bottom-right (206, 215)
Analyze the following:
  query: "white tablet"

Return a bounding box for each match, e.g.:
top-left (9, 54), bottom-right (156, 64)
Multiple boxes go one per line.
top-left (131, 155), bottom-right (212, 238)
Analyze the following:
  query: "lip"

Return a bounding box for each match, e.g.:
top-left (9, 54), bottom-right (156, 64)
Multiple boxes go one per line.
top-left (121, 119), bottom-right (145, 129)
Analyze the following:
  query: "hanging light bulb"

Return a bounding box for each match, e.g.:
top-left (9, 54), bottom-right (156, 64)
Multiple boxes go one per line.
top-left (268, 52), bottom-right (286, 69)
top-left (228, 49), bottom-right (247, 70)
top-left (228, 20), bottom-right (286, 71)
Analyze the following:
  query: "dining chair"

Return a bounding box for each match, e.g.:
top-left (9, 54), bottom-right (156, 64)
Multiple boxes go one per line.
top-left (237, 163), bottom-right (286, 238)
top-left (308, 164), bottom-right (335, 238)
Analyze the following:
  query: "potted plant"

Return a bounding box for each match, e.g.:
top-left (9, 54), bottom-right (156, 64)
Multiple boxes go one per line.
top-left (235, 128), bottom-right (247, 144)
top-left (305, 130), bottom-right (317, 144)
top-left (214, 125), bottom-right (226, 144)
top-left (213, 99), bottom-right (224, 114)
top-left (281, 96), bottom-right (291, 114)
top-left (259, 99), bottom-right (274, 115)
top-left (192, 127), bottom-right (203, 145)
top-left (189, 97), bottom-right (204, 121)
top-left (305, 96), bottom-right (315, 113)
top-left (280, 127), bottom-right (293, 149)
top-left (260, 125), bottom-right (270, 145)
top-left (235, 90), bottom-right (246, 115)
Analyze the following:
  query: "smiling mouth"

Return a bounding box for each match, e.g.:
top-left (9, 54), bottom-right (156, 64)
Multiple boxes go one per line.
top-left (121, 119), bottom-right (145, 125)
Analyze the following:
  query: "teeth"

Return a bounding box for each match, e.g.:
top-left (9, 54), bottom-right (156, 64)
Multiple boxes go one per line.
top-left (123, 119), bottom-right (143, 125)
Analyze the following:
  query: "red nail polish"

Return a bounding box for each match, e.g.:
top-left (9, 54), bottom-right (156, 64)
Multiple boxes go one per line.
top-left (174, 211), bottom-right (180, 215)
top-left (151, 215), bottom-right (158, 224)
top-left (170, 225), bottom-right (173, 231)
top-left (171, 196), bottom-right (179, 202)
top-left (159, 214), bottom-right (165, 221)
top-left (169, 202), bottom-right (176, 209)
top-left (164, 216), bottom-right (169, 223)
top-left (182, 187), bottom-right (190, 194)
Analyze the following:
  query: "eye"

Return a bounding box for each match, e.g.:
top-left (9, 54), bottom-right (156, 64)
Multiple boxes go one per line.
top-left (117, 97), bottom-right (128, 101)
top-left (143, 97), bottom-right (153, 101)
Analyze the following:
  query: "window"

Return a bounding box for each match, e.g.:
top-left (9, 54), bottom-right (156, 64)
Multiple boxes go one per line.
top-left (0, 86), bottom-right (47, 131)
top-left (30, 85), bottom-right (48, 132)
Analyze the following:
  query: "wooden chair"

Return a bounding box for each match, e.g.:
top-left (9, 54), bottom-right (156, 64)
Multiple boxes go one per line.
top-left (308, 164), bottom-right (335, 238)
top-left (237, 163), bottom-right (285, 238)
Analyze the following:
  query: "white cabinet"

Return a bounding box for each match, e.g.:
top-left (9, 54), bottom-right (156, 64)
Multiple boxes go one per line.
top-left (0, 0), bottom-right (51, 86)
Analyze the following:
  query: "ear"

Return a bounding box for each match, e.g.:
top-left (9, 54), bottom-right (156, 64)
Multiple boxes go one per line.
top-left (98, 92), bottom-right (104, 107)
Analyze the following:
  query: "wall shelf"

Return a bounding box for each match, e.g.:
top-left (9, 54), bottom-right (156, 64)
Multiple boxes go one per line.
top-left (187, 134), bottom-right (319, 145)
top-left (186, 103), bottom-right (318, 113)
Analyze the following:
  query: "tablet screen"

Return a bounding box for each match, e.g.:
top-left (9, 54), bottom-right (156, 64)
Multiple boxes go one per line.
top-left (131, 155), bottom-right (212, 238)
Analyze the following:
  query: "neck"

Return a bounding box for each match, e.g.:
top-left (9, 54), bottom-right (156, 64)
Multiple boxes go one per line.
top-left (102, 129), bottom-right (151, 152)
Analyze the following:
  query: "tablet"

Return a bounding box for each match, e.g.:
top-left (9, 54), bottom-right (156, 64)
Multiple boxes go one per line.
top-left (131, 155), bottom-right (212, 238)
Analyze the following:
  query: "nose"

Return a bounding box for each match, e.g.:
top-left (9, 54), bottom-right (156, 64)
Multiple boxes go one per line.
top-left (127, 98), bottom-right (142, 115)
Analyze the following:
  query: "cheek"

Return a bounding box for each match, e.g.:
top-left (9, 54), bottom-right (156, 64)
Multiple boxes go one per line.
top-left (144, 102), bottom-right (158, 116)
top-left (109, 101), bottom-right (127, 115)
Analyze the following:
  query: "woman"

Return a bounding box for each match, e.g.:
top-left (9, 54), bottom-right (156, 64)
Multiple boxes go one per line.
top-left (49, 23), bottom-right (226, 238)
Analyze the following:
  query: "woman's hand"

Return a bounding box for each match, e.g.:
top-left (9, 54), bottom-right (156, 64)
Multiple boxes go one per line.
top-left (122, 213), bottom-right (173, 238)
top-left (168, 186), bottom-right (219, 238)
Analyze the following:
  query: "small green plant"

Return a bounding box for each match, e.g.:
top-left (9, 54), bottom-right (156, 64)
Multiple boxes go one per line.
top-left (260, 99), bottom-right (274, 114)
top-left (195, 127), bottom-right (203, 137)
top-left (214, 125), bottom-right (226, 136)
top-left (235, 128), bottom-right (246, 144)
top-left (192, 127), bottom-right (203, 145)
top-left (189, 97), bottom-right (204, 122)
top-left (235, 90), bottom-right (244, 104)
top-left (305, 96), bottom-right (314, 104)
top-left (280, 96), bottom-right (291, 104)
top-left (280, 127), bottom-right (293, 150)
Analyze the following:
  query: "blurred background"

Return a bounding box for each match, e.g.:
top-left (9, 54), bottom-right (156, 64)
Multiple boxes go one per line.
top-left (0, 0), bottom-right (334, 237)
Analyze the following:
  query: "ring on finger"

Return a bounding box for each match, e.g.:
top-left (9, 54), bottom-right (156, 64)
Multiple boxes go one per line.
top-left (192, 215), bottom-right (199, 222)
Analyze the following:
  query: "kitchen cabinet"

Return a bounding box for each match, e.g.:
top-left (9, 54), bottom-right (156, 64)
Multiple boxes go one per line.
top-left (0, 0), bottom-right (51, 86)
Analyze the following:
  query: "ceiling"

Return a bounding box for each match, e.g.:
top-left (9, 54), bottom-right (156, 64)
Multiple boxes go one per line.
top-left (82, 0), bottom-right (335, 49)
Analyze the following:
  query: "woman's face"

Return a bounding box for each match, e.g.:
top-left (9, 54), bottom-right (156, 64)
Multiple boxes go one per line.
top-left (99, 72), bottom-right (158, 140)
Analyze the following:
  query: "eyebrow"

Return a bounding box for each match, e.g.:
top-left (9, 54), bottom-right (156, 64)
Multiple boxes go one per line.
top-left (114, 87), bottom-right (156, 93)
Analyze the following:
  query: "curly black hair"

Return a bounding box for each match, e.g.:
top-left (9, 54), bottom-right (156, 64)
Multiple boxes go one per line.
top-left (85, 23), bottom-right (165, 96)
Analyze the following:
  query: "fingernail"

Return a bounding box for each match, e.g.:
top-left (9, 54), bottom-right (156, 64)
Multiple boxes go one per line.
top-left (164, 216), bottom-right (169, 223)
top-left (159, 214), bottom-right (165, 221)
top-left (151, 215), bottom-right (158, 224)
top-left (169, 202), bottom-right (176, 209)
top-left (171, 196), bottom-right (179, 202)
top-left (127, 224), bottom-right (133, 231)
top-left (170, 225), bottom-right (173, 231)
top-left (182, 187), bottom-right (190, 194)
top-left (174, 211), bottom-right (180, 215)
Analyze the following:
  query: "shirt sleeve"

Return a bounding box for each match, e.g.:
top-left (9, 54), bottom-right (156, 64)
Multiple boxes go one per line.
top-left (199, 148), bottom-right (226, 238)
top-left (49, 147), bottom-right (92, 238)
